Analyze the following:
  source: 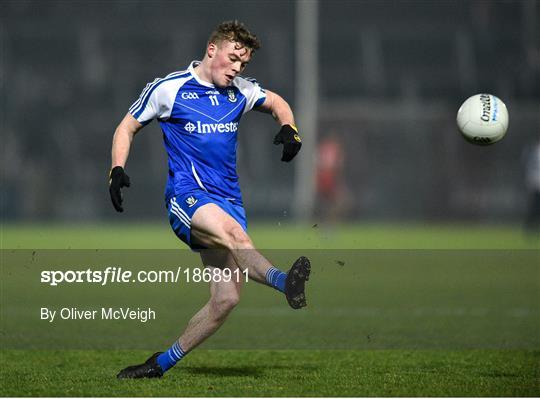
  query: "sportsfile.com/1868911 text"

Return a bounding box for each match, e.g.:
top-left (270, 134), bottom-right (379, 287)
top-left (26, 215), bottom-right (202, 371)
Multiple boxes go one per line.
top-left (40, 267), bottom-right (249, 286)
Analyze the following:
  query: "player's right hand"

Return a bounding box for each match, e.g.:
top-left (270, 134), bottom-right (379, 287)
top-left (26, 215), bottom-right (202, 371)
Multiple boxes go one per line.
top-left (109, 166), bottom-right (130, 212)
top-left (273, 124), bottom-right (302, 162)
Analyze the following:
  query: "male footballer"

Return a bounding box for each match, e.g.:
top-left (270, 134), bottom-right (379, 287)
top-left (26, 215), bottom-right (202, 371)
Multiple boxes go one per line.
top-left (110, 21), bottom-right (310, 378)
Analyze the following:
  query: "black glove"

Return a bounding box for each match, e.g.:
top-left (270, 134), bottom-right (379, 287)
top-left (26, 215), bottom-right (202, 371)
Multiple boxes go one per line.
top-left (109, 166), bottom-right (130, 212)
top-left (273, 124), bottom-right (302, 162)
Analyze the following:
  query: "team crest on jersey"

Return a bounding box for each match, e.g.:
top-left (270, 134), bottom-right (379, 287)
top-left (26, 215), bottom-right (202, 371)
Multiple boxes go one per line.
top-left (227, 89), bottom-right (237, 103)
top-left (186, 196), bottom-right (198, 207)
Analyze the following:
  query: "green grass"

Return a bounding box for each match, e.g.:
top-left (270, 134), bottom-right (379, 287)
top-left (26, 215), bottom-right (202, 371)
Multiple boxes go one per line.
top-left (1, 223), bottom-right (539, 396)
top-left (2, 222), bottom-right (539, 249)
top-left (1, 349), bottom-right (538, 396)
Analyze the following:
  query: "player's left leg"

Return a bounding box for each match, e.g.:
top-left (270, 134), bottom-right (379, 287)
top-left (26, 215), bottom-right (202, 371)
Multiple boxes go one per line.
top-left (173, 251), bottom-right (243, 353)
top-left (117, 252), bottom-right (242, 379)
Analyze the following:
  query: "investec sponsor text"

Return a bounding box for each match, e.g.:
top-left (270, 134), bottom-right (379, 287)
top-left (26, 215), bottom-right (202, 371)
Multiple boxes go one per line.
top-left (184, 121), bottom-right (239, 134)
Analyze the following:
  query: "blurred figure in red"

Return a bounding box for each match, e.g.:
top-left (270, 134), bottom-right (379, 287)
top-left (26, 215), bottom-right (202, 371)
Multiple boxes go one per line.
top-left (316, 131), bottom-right (351, 223)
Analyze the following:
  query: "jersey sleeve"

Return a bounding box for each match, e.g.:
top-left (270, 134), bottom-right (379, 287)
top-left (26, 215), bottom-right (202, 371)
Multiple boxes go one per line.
top-left (128, 77), bottom-right (185, 125)
top-left (233, 77), bottom-right (267, 114)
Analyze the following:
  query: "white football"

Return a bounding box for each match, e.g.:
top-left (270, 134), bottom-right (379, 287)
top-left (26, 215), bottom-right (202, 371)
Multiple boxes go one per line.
top-left (456, 94), bottom-right (509, 145)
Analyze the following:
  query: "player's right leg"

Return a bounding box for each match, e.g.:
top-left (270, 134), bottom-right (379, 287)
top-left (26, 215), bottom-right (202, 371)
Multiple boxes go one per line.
top-left (190, 202), bottom-right (310, 309)
top-left (166, 191), bottom-right (309, 306)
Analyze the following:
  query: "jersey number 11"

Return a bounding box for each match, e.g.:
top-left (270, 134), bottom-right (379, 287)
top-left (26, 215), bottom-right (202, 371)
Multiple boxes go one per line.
top-left (209, 95), bottom-right (219, 106)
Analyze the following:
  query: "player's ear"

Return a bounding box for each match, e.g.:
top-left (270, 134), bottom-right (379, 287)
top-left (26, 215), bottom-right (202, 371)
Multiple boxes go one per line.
top-left (207, 42), bottom-right (217, 58)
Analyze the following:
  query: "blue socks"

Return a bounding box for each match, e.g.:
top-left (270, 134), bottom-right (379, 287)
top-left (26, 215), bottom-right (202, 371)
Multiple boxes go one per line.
top-left (157, 341), bottom-right (186, 372)
top-left (265, 266), bottom-right (287, 293)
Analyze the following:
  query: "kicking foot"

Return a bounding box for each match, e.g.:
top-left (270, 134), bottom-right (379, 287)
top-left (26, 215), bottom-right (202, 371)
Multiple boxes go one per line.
top-left (285, 256), bottom-right (311, 309)
top-left (117, 352), bottom-right (164, 379)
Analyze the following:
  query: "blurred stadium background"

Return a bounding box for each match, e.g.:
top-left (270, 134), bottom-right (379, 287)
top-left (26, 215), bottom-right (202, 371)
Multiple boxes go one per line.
top-left (1, 0), bottom-right (539, 225)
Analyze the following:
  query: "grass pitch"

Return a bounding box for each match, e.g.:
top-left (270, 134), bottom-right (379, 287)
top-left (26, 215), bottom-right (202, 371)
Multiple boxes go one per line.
top-left (1, 223), bottom-right (539, 396)
top-left (1, 349), bottom-right (538, 396)
top-left (2, 221), bottom-right (539, 249)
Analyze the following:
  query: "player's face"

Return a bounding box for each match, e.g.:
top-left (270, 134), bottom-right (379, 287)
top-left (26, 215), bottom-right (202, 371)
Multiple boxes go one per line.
top-left (209, 40), bottom-right (252, 87)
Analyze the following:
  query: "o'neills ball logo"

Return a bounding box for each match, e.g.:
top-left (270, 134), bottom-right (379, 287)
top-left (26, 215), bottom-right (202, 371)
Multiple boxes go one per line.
top-left (479, 94), bottom-right (491, 122)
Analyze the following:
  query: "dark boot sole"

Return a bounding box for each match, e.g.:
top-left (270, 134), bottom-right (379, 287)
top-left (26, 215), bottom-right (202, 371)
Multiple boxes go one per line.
top-left (285, 256), bottom-right (311, 309)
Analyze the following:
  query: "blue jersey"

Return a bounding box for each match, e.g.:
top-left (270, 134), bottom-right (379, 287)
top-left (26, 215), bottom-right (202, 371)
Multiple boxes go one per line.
top-left (128, 61), bottom-right (266, 205)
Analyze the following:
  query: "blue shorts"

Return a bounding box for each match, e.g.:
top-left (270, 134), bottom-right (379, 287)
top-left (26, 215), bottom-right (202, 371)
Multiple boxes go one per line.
top-left (166, 190), bottom-right (247, 250)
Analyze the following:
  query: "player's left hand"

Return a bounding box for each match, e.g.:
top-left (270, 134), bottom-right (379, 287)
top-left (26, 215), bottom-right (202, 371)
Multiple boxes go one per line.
top-left (273, 124), bottom-right (302, 162)
top-left (109, 166), bottom-right (130, 212)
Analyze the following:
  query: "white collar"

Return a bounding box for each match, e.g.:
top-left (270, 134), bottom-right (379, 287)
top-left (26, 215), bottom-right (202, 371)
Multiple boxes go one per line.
top-left (188, 61), bottom-right (215, 88)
